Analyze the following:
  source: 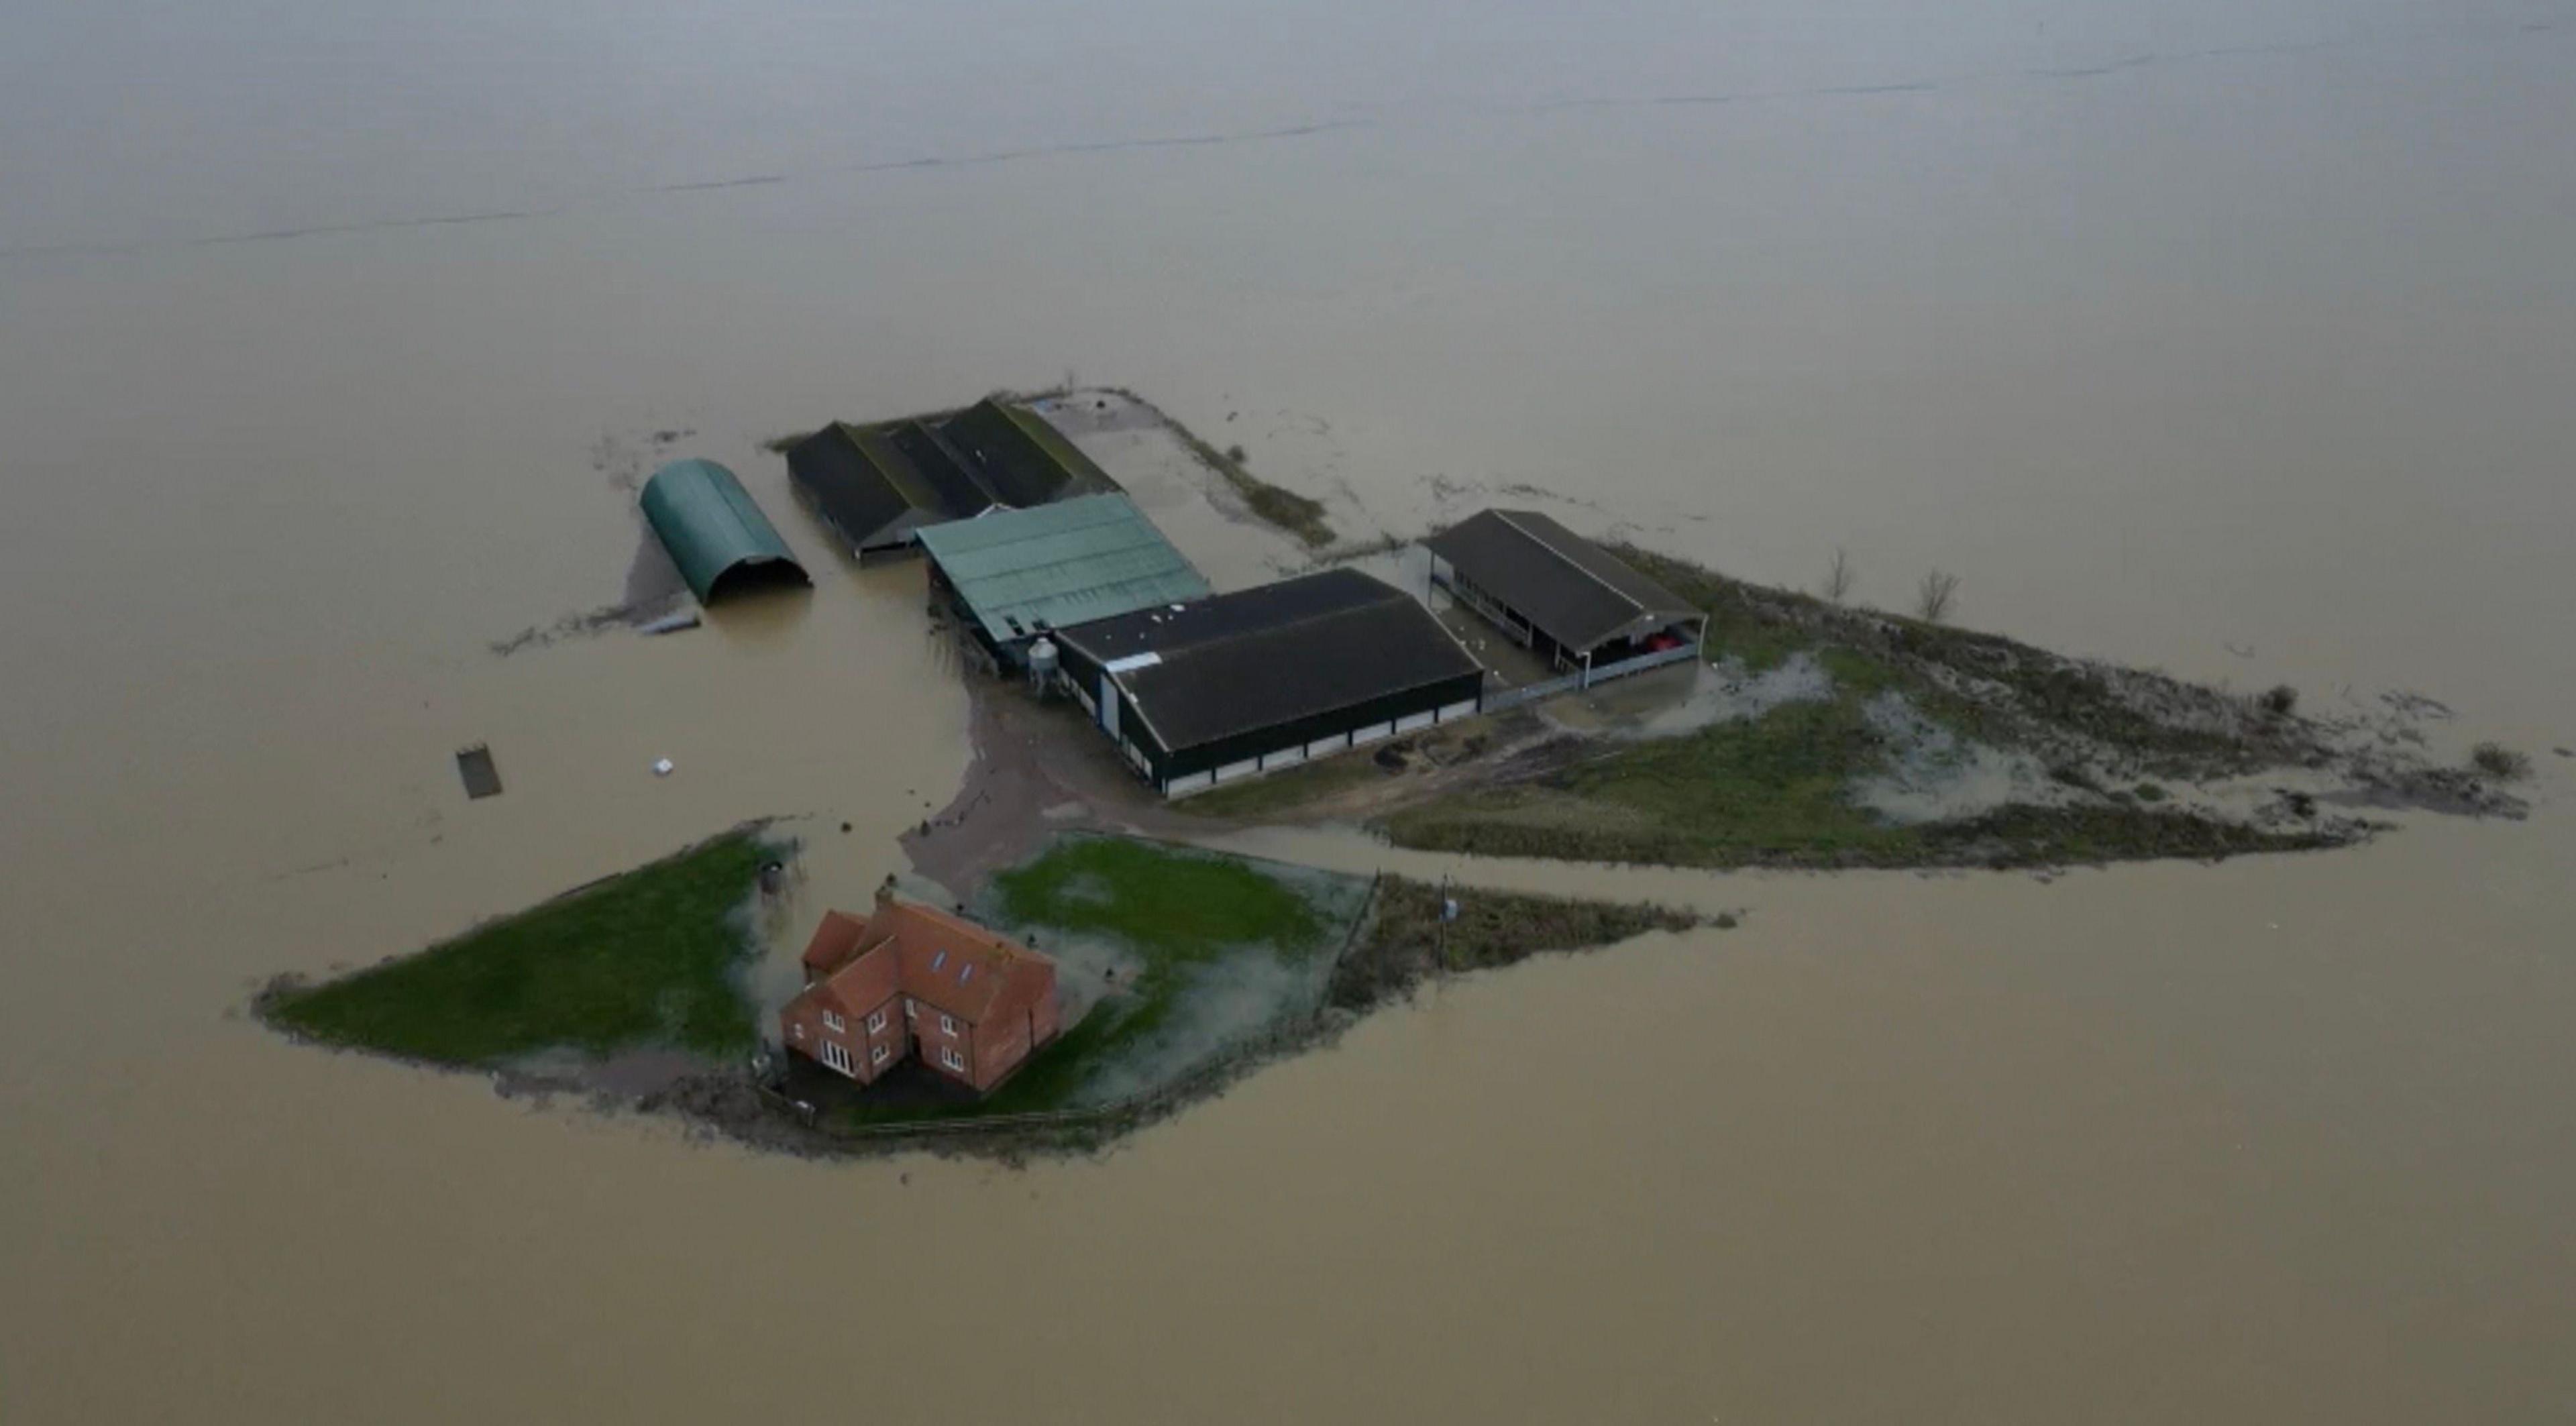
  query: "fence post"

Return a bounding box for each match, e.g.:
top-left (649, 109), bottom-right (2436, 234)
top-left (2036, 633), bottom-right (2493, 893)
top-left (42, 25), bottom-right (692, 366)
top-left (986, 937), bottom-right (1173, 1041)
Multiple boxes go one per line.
top-left (1436, 872), bottom-right (1448, 972)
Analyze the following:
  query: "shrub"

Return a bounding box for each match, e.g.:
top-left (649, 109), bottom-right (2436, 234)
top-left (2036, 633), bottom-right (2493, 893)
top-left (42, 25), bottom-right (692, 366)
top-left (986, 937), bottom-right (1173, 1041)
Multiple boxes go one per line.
top-left (2259, 685), bottom-right (2298, 717)
top-left (1915, 569), bottom-right (1960, 624)
top-left (2469, 742), bottom-right (2531, 781)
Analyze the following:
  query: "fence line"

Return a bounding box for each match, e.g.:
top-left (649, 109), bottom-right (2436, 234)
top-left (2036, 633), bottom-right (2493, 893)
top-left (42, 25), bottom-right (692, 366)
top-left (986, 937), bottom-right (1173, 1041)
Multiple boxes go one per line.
top-left (1479, 672), bottom-right (1583, 712)
top-left (1477, 643), bottom-right (1700, 714)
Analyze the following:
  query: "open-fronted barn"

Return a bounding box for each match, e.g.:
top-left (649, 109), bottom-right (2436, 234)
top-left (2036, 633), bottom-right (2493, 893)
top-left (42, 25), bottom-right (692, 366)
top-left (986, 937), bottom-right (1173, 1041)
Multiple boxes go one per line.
top-left (1424, 509), bottom-right (1705, 684)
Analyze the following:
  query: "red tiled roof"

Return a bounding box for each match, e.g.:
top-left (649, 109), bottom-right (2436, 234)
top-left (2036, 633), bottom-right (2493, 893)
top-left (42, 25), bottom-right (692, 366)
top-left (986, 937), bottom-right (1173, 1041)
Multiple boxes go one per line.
top-left (799, 910), bottom-right (872, 976)
top-left (885, 901), bottom-right (1050, 1022)
top-left (816, 942), bottom-right (900, 1020)
top-left (792, 897), bottom-right (1054, 1028)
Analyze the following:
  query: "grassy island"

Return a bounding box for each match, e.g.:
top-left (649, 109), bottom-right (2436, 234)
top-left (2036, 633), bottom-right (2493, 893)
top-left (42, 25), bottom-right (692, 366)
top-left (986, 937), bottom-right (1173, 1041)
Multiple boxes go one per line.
top-left (262, 830), bottom-right (771, 1066)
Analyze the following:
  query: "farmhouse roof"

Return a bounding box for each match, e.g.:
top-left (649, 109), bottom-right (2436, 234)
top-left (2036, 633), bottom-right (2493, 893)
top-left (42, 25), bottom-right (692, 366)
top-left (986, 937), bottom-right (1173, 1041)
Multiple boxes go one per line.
top-left (802, 899), bottom-right (1053, 1026)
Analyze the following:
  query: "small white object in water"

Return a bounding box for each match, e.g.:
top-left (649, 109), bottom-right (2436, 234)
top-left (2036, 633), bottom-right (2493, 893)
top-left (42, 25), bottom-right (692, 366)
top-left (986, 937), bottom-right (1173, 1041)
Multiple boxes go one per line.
top-left (653, 758), bottom-right (674, 777)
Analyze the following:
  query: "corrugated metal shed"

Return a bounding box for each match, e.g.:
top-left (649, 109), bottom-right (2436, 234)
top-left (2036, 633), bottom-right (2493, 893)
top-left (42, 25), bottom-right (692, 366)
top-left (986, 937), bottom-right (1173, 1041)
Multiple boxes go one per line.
top-left (914, 494), bottom-right (1210, 647)
top-left (639, 459), bottom-right (809, 602)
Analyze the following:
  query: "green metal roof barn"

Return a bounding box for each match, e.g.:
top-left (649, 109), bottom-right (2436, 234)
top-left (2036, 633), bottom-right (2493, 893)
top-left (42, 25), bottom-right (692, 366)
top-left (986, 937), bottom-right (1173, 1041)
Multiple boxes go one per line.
top-left (639, 459), bottom-right (809, 602)
top-left (914, 494), bottom-right (1209, 662)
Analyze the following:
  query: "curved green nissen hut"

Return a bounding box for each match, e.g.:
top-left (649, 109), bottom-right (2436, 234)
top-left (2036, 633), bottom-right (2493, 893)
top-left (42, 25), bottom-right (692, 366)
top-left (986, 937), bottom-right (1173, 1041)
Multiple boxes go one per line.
top-left (639, 459), bottom-right (810, 602)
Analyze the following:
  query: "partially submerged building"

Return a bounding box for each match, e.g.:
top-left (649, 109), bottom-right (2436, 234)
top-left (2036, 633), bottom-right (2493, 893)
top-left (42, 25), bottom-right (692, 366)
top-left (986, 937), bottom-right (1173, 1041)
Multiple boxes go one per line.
top-left (780, 888), bottom-right (1061, 1094)
top-left (1424, 509), bottom-right (1706, 685)
top-left (781, 421), bottom-right (987, 563)
top-left (784, 397), bottom-right (1118, 562)
top-left (637, 459), bottom-right (810, 602)
top-left (1054, 569), bottom-right (1485, 798)
top-left (936, 396), bottom-right (1117, 509)
top-left (914, 493), bottom-right (1212, 670)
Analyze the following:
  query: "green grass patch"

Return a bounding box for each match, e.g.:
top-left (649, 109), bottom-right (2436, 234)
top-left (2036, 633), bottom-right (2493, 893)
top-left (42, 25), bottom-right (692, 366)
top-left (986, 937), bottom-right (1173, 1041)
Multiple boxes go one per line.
top-left (1382, 690), bottom-right (2336, 869)
top-left (264, 830), bottom-right (770, 1066)
top-left (1610, 541), bottom-right (2286, 773)
top-left (993, 835), bottom-right (1328, 958)
top-left (1814, 644), bottom-right (1902, 698)
top-left (989, 835), bottom-right (1322, 1060)
top-left (1389, 698), bottom-right (1919, 867)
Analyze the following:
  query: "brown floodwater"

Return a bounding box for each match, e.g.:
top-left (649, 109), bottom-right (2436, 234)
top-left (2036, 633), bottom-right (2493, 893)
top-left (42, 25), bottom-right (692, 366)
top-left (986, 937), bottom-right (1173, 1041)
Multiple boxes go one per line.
top-left (3, 3), bottom-right (2571, 1419)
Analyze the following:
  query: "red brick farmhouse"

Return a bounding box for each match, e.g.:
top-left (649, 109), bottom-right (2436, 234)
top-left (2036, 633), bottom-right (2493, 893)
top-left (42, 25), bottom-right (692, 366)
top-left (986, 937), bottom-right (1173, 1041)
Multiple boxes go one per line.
top-left (780, 889), bottom-right (1061, 1094)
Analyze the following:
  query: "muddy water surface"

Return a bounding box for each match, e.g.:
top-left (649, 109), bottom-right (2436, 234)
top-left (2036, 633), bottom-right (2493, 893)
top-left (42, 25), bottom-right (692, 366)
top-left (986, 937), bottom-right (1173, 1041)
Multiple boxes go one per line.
top-left (3, 3), bottom-right (2573, 1421)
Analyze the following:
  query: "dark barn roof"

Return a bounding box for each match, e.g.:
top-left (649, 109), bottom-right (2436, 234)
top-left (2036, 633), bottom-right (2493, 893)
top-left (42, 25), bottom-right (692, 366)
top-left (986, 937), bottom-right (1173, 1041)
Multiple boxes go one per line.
top-left (884, 419), bottom-right (992, 516)
top-left (784, 399), bottom-right (1117, 555)
top-left (1058, 569), bottom-right (1481, 753)
top-left (939, 398), bottom-right (1116, 508)
top-left (785, 422), bottom-right (988, 553)
top-left (1424, 509), bottom-right (1701, 651)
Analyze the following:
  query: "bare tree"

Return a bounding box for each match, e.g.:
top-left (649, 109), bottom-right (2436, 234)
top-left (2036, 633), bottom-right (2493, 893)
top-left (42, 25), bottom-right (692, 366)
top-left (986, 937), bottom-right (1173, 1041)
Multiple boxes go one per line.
top-left (1821, 547), bottom-right (1857, 604)
top-left (1915, 569), bottom-right (1960, 624)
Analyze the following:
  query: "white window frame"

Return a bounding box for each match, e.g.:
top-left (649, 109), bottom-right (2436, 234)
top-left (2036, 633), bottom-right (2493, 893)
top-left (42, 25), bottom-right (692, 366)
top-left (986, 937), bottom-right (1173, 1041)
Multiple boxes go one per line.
top-left (820, 1040), bottom-right (854, 1077)
top-left (871, 1043), bottom-right (891, 1066)
top-left (820, 1009), bottom-right (845, 1034)
top-left (866, 1009), bottom-right (886, 1034)
top-left (939, 1013), bottom-right (958, 1036)
top-left (941, 1046), bottom-right (966, 1073)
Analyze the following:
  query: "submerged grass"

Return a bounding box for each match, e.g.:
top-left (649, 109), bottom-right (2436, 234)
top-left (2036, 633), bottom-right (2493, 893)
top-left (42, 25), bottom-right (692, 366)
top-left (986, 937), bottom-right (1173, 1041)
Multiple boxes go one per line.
top-left (1332, 878), bottom-right (1701, 1010)
top-left (263, 830), bottom-right (769, 1066)
top-left (1185, 432), bottom-right (1335, 547)
top-left (1387, 719), bottom-right (2330, 867)
top-left (1095, 385), bottom-right (1336, 547)
top-left (1384, 566), bottom-right (2345, 871)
